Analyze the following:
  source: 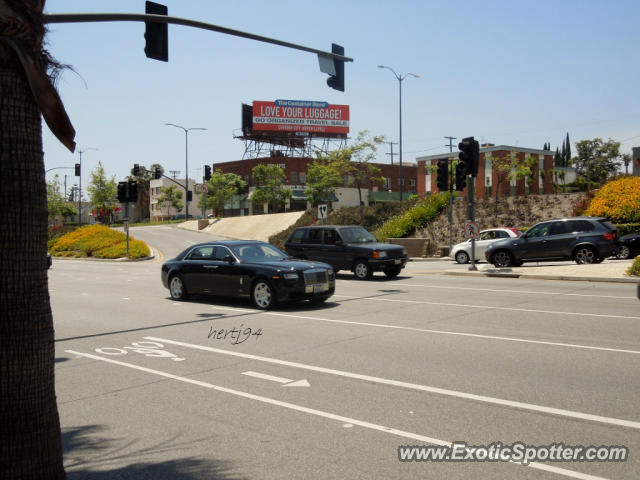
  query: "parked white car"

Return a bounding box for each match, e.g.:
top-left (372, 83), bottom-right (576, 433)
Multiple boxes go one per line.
top-left (450, 227), bottom-right (521, 264)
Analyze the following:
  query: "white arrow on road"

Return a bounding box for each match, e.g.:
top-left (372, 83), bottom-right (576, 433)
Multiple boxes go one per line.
top-left (242, 371), bottom-right (310, 387)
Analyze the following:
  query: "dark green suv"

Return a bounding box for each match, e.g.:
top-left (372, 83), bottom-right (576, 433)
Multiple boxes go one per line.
top-left (284, 225), bottom-right (408, 280)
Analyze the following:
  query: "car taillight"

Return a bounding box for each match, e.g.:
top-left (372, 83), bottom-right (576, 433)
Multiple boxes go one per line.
top-left (603, 232), bottom-right (615, 240)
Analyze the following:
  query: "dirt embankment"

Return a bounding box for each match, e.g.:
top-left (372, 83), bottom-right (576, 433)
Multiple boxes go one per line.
top-left (417, 193), bottom-right (586, 248)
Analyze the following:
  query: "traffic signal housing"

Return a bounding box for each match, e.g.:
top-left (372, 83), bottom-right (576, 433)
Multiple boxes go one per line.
top-left (436, 160), bottom-right (449, 192)
top-left (326, 43), bottom-right (345, 92)
top-left (153, 167), bottom-right (162, 179)
top-left (204, 165), bottom-right (211, 181)
top-left (133, 164), bottom-right (140, 176)
top-left (75, 163), bottom-right (81, 176)
top-left (128, 181), bottom-right (139, 203)
top-left (455, 162), bottom-right (467, 192)
top-left (458, 136), bottom-right (480, 177)
top-left (117, 181), bottom-right (128, 203)
top-left (144, 1), bottom-right (168, 62)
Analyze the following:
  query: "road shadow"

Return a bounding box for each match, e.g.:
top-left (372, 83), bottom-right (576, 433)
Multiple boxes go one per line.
top-left (63, 425), bottom-right (248, 480)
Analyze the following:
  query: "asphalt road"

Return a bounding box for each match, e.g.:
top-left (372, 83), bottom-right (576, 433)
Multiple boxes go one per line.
top-left (51, 225), bottom-right (640, 480)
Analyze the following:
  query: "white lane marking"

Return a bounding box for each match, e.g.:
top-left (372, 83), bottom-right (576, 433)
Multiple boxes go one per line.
top-left (389, 283), bottom-right (636, 300)
top-left (200, 305), bottom-right (640, 356)
top-left (145, 337), bottom-right (640, 430)
top-left (65, 350), bottom-right (610, 480)
top-left (242, 371), bottom-right (310, 387)
top-left (333, 295), bottom-right (640, 321)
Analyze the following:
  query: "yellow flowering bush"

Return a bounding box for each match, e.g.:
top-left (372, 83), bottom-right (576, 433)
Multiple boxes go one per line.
top-left (585, 177), bottom-right (640, 223)
top-left (49, 225), bottom-right (150, 259)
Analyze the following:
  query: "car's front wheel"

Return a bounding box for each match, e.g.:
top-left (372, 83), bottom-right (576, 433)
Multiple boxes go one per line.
top-left (492, 250), bottom-right (512, 268)
top-left (353, 260), bottom-right (373, 280)
top-left (455, 251), bottom-right (470, 264)
top-left (252, 279), bottom-right (276, 309)
top-left (574, 246), bottom-right (596, 264)
top-left (169, 274), bottom-right (188, 301)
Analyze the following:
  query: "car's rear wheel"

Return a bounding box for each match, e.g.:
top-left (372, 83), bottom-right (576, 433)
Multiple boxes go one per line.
top-left (384, 266), bottom-right (402, 278)
top-left (574, 246), bottom-right (596, 264)
top-left (353, 260), bottom-right (373, 280)
top-left (455, 251), bottom-right (470, 264)
top-left (169, 275), bottom-right (187, 301)
top-left (615, 245), bottom-right (631, 260)
top-left (492, 250), bottom-right (512, 268)
top-left (252, 279), bottom-right (275, 309)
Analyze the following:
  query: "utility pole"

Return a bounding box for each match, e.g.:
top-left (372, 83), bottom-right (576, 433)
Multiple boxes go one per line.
top-left (445, 136), bottom-right (456, 254)
top-left (169, 170), bottom-right (180, 179)
top-left (385, 141), bottom-right (398, 165)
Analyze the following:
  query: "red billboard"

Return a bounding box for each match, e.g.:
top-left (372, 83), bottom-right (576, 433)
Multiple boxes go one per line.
top-left (252, 100), bottom-right (349, 135)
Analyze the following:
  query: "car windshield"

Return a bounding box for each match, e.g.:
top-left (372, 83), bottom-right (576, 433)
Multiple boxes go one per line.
top-left (232, 243), bottom-right (288, 263)
top-left (340, 227), bottom-right (377, 243)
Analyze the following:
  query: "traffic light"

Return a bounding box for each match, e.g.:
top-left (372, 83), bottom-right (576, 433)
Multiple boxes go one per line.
top-left (458, 136), bottom-right (480, 177)
top-left (326, 43), bottom-right (345, 92)
top-left (154, 167), bottom-right (162, 179)
top-left (204, 165), bottom-right (211, 181)
top-left (455, 162), bottom-right (467, 192)
top-left (144, 1), bottom-right (168, 62)
top-left (133, 164), bottom-right (140, 176)
top-left (128, 181), bottom-right (139, 203)
top-left (436, 160), bottom-right (449, 191)
top-left (75, 163), bottom-right (80, 176)
top-left (117, 181), bottom-right (128, 203)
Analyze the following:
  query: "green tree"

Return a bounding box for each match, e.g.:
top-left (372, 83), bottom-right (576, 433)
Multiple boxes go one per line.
top-left (127, 163), bottom-right (162, 222)
top-left (573, 138), bottom-right (621, 185)
top-left (331, 131), bottom-right (385, 217)
top-left (250, 164), bottom-right (292, 213)
top-left (87, 162), bottom-right (118, 224)
top-left (46, 174), bottom-right (77, 224)
top-left (621, 153), bottom-right (632, 175)
top-left (158, 185), bottom-right (183, 219)
top-left (200, 171), bottom-right (246, 217)
top-left (491, 151), bottom-right (517, 219)
top-left (305, 160), bottom-right (343, 208)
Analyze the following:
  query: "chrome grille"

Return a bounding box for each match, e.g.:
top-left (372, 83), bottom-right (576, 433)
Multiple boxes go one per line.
top-left (303, 269), bottom-right (328, 284)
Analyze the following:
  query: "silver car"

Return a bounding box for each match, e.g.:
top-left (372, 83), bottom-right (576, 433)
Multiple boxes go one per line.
top-left (450, 228), bottom-right (521, 264)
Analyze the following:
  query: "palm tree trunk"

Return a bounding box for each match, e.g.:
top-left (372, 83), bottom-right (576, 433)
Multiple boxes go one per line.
top-left (0, 55), bottom-right (66, 478)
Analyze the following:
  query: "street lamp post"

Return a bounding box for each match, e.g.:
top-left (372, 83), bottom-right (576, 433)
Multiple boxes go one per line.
top-left (378, 65), bottom-right (419, 202)
top-left (165, 123), bottom-right (207, 219)
top-left (77, 147), bottom-right (98, 225)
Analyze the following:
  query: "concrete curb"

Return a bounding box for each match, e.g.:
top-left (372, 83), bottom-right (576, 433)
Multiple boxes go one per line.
top-left (442, 270), bottom-right (640, 284)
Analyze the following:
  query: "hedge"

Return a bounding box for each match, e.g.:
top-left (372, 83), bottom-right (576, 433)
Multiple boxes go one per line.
top-left (374, 193), bottom-right (450, 241)
top-left (585, 177), bottom-right (640, 223)
top-left (49, 224), bottom-right (150, 259)
top-left (627, 256), bottom-right (640, 277)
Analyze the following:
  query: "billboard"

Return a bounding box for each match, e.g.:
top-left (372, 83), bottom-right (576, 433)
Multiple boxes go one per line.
top-left (252, 100), bottom-right (349, 135)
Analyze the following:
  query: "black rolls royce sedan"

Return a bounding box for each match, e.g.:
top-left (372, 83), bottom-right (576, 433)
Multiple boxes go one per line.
top-left (161, 240), bottom-right (335, 309)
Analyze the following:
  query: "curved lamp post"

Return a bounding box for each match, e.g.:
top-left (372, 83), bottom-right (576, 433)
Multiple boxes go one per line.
top-left (165, 123), bottom-right (207, 219)
top-left (377, 65), bottom-right (419, 202)
top-left (77, 147), bottom-right (98, 225)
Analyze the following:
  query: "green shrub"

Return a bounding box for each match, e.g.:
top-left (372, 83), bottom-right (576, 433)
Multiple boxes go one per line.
top-left (374, 193), bottom-right (450, 241)
top-left (615, 223), bottom-right (640, 236)
top-left (49, 224), bottom-right (150, 259)
top-left (627, 256), bottom-right (640, 277)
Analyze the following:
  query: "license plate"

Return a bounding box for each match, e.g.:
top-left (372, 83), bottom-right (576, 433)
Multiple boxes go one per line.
top-left (313, 284), bottom-right (328, 293)
top-left (394, 259), bottom-right (402, 265)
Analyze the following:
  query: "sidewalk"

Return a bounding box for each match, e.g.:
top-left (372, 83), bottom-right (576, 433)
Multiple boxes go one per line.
top-left (435, 258), bottom-right (639, 283)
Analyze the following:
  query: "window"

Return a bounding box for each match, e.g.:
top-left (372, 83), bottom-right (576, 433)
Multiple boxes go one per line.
top-left (495, 230), bottom-right (510, 239)
top-left (213, 246), bottom-right (233, 261)
top-left (188, 246), bottom-right (215, 260)
top-left (526, 223), bottom-right (552, 237)
top-left (550, 221), bottom-right (570, 235)
top-left (289, 229), bottom-right (305, 244)
top-left (479, 231), bottom-right (496, 241)
top-left (299, 172), bottom-right (306, 185)
top-left (409, 179), bottom-right (416, 187)
top-left (568, 220), bottom-right (595, 232)
top-left (290, 172), bottom-right (298, 185)
top-left (382, 178), bottom-right (391, 190)
top-left (303, 229), bottom-right (322, 244)
top-left (323, 229), bottom-right (341, 245)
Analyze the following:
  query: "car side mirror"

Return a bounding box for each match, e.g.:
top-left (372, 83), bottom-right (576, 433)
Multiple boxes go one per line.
top-left (224, 255), bottom-right (235, 264)
top-left (335, 240), bottom-right (345, 246)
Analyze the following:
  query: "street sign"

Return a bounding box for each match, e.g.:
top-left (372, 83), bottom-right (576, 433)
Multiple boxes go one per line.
top-left (317, 204), bottom-right (328, 220)
top-left (200, 184), bottom-right (208, 193)
top-left (464, 220), bottom-right (479, 239)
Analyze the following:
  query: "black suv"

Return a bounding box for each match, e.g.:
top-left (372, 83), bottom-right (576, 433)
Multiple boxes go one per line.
top-left (485, 217), bottom-right (618, 267)
top-left (284, 225), bottom-right (408, 279)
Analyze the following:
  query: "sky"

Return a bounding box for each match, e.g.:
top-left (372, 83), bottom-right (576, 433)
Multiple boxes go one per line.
top-left (42, 0), bottom-right (640, 188)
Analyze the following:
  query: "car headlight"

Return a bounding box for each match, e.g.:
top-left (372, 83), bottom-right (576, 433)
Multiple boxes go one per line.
top-left (373, 251), bottom-right (388, 259)
top-left (327, 269), bottom-right (334, 277)
top-left (283, 273), bottom-right (299, 280)
top-left (402, 248), bottom-right (407, 256)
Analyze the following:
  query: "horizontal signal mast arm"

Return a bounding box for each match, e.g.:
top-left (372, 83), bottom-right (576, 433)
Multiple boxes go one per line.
top-left (43, 13), bottom-right (353, 63)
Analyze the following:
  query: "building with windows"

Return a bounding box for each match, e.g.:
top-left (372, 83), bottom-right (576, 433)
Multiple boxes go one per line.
top-left (416, 145), bottom-right (572, 198)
